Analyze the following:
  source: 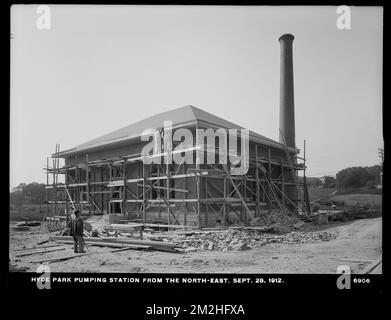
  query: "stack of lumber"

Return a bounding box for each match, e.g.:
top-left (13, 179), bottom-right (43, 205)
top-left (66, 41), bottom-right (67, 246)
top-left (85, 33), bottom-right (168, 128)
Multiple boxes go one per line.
top-left (83, 229), bottom-right (107, 238)
top-left (49, 235), bottom-right (180, 253)
top-left (83, 230), bottom-right (92, 237)
top-left (106, 223), bottom-right (197, 231)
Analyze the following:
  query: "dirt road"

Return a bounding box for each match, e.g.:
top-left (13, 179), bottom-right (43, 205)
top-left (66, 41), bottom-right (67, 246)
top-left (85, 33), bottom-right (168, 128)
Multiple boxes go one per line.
top-left (9, 217), bottom-right (382, 274)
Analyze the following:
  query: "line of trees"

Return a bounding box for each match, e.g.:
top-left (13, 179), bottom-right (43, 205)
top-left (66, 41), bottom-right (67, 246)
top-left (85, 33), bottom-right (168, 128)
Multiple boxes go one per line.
top-left (304, 165), bottom-right (382, 189)
top-left (336, 165), bottom-right (382, 188)
top-left (10, 182), bottom-right (46, 206)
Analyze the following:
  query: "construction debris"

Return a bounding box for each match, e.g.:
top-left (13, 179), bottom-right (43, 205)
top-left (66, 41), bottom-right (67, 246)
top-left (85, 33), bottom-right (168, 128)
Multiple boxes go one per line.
top-left (313, 212), bottom-right (329, 224)
top-left (293, 221), bottom-right (305, 229)
top-left (254, 211), bottom-right (302, 226)
top-left (16, 220), bottom-right (41, 227)
top-left (172, 228), bottom-right (336, 251)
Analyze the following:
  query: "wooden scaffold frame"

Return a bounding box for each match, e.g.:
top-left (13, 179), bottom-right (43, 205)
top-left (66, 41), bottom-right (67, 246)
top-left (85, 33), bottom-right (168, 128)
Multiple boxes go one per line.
top-left (44, 140), bottom-right (310, 228)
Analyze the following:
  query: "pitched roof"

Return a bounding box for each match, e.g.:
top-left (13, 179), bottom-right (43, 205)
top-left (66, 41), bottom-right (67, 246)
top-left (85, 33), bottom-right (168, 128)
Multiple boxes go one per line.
top-left (58, 105), bottom-right (293, 156)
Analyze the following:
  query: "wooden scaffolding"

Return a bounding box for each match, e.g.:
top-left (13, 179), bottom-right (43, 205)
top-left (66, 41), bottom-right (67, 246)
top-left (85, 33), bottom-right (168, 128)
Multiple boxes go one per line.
top-left (44, 140), bottom-right (310, 228)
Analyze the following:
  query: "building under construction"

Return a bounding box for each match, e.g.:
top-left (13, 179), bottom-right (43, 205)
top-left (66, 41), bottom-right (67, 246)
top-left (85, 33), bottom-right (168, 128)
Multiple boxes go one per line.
top-left (45, 34), bottom-right (310, 228)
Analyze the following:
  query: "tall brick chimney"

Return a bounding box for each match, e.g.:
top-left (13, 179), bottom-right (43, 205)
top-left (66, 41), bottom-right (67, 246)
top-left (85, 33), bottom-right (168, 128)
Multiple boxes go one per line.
top-left (279, 34), bottom-right (296, 148)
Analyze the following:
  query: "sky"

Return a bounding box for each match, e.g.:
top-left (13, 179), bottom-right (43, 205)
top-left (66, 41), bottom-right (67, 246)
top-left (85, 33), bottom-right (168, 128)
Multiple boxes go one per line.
top-left (10, 5), bottom-right (383, 189)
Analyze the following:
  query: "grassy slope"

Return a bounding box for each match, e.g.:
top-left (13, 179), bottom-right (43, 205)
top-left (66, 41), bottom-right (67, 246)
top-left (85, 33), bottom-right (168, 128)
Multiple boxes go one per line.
top-left (9, 210), bottom-right (48, 221)
top-left (10, 204), bottom-right (49, 221)
top-left (330, 194), bottom-right (382, 207)
top-left (307, 187), bottom-right (337, 202)
top-left (307, 187), bottom-right (382, 208)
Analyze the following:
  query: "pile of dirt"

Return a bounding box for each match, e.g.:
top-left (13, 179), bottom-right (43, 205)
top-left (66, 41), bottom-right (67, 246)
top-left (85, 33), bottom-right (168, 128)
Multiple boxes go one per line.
top-left (176, 229), bottom-right (336, 252)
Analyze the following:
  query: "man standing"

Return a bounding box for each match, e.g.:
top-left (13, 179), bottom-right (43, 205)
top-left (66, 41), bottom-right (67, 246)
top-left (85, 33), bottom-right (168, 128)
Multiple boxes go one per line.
top-left (65, 210), bottom-right (76, 236)
top-left (69, 210), bottom-right (85, 253)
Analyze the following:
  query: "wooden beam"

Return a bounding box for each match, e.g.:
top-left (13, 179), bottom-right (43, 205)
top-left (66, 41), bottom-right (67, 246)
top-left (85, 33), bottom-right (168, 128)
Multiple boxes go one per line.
top-left (255, 145), bottom-right (260, 217)
top-left (109, 163), bottom-right (112, 215)
top-left (361, 257), bottom-right (382, 274)
top-left (166, 162), bottom-right (170, 225)
top-left (281, 161), bottom-right (285, 210)
top-left (14, 246), bottom-right (67, 257)
top-left (123, 159), bottom-right (127, 219)
top-left (143, 162), bottom-right (146, 223)
top-left (86, 154), bottom-right (90, 215)
top-left (13, 244), bottom-right (61, 252)
top-left (223, 176), bottom-right (227, 225)
top-left (184, 162), bottom-right (188, 226)
top-left (107, 171), bottom-right (209, 186)
top-left (136, 184), bottom-right (189, 193)
top-left (267, 148), bottom-right (272, 213)
top-left (157, 164), bottom-right (161, 221)
top-left (49, 235), bottom-right (179, 249)
top-left (196, 175), bottom-right (201, 228)
top-left (205, 175), bottom-right (208, 226)
top-left (28, 247), bottom-right (139, 264)
top-left (52, 240), bottom-right (151, 250)
top-left (222, 165), bottom-right (255, 221)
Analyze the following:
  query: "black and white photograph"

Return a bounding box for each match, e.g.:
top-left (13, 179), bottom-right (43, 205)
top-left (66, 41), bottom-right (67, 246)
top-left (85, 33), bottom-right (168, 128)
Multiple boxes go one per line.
top-left (8, 4), bottom-right (383, 291)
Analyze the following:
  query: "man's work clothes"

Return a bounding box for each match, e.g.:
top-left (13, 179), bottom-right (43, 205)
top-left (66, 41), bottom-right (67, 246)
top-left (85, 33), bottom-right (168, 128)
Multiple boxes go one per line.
top-left (69, 217), bottom-right (83, 236)
top-left (73, 235), bottom-right (85, 253)
top-left (69, 217), bottom-right (84, 253)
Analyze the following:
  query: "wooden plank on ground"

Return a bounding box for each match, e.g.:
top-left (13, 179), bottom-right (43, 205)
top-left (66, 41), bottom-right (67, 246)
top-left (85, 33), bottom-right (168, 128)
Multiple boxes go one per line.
top-left (14, 247), bottom-right (67, 257)
top-left (53, 240), bottom-right (151, 250)
top-left (339, 258), bottom-right (374, 263)
top-left (49, 235), bottom-right (179, 249)
top-left (36, 240), bottom-right (49, 245)
top-left (361, 257), bottom-right (382, 274)
top-left (13, 244), bottom-right (62, 252)
top-left (28, 247), bottom-right (137, 264)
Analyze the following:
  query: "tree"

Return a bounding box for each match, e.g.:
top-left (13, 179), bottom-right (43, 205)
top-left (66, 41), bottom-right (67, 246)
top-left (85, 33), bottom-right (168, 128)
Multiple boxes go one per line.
top-left (322, 176), bottom-right (336, 188)
top-left (306, 177), bottom-right (322, 187)
top-left (336, 165), bottom-right (381, 189)
top-left (10, 182), bottom-right (46, 205)
top-left (11, 183), bottom-right (26, 193)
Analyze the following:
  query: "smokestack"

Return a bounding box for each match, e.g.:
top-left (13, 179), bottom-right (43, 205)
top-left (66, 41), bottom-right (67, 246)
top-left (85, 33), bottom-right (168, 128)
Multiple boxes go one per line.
top-left (279, 34), bottom-right (295, 148)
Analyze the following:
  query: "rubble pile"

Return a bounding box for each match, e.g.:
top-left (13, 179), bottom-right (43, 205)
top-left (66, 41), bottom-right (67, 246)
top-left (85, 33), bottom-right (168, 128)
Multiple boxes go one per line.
top-left (175, 229), bottom-right (336, 252)
top-left (255, 211), bottom-right (302, 226)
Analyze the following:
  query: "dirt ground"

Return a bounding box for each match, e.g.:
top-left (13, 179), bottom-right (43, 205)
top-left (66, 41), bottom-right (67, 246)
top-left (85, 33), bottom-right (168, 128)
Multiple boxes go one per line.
top-left (9, 217), bottom-right (382, 274)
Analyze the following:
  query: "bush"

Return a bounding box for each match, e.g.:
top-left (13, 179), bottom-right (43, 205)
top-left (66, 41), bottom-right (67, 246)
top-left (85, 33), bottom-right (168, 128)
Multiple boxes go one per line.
top-left (10, 182), bottom-right (46, 206)
top-left (336, 165), bottom-right (382, 189)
